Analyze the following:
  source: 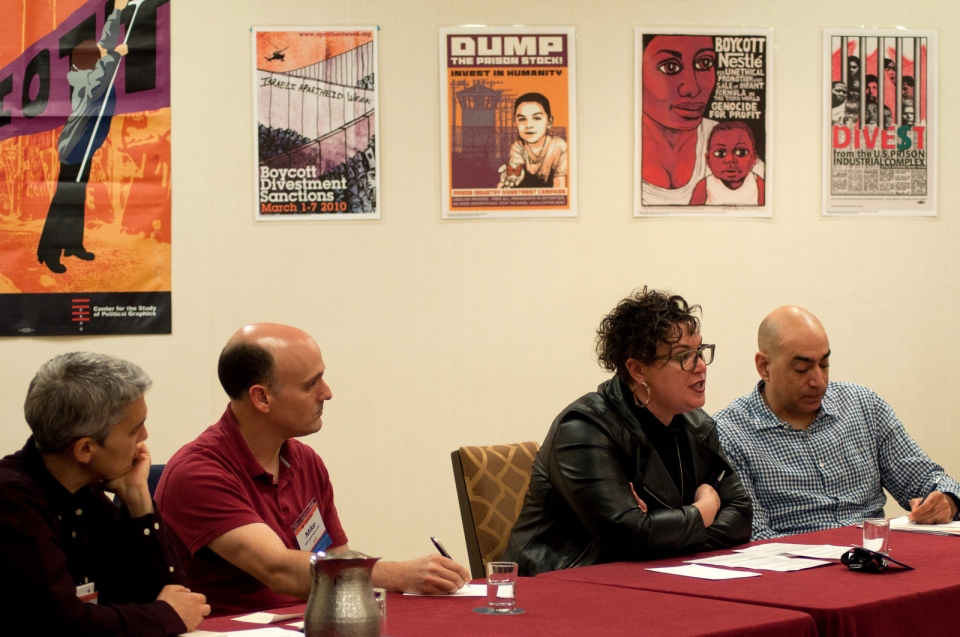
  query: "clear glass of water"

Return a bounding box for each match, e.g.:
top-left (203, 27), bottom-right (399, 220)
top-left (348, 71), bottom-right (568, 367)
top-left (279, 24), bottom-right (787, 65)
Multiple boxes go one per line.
top-left (485, 561), bottom-right (518, 612)
top-left (863, 518), bottom-right (890, 553)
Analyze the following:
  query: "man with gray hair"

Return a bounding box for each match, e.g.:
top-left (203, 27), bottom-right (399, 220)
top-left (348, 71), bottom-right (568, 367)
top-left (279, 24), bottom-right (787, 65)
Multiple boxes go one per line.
top-left (0, 352), bottom-right (209, 635)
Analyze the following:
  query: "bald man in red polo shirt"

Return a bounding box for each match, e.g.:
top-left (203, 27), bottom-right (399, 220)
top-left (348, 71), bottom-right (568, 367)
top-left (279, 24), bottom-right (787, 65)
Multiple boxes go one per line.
top-left (156, 323), bottom-right (469, 615)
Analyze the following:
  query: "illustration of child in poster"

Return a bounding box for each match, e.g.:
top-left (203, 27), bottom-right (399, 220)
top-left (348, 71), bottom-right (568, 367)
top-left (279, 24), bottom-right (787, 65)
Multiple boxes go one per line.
top-left (439, 27), bottom-right (577, 219)
top-left (498, 92), bottom-right (568, 189)
top-left (253, 28), bottom-right (379, 220)
top-left (689, 121), bottom-right (764, 205)
top-left (0, 0), bottom-right (172, 335)
top-left (635, 28), bottom-right (772, 217)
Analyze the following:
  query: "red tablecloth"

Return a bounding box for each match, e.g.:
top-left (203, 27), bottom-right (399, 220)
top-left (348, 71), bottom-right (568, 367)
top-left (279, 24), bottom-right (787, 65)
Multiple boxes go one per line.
top-left (540, 526), bottom-right (960, 636)
top-left (198, 577), bottom-right (816, 636)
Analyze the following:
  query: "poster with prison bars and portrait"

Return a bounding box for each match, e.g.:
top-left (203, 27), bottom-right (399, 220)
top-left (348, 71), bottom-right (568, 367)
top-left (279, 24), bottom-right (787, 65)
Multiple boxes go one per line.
top-left (439, 26), bottom-right (577, 219)
top-left (822, 29), bottom-right (936, 217)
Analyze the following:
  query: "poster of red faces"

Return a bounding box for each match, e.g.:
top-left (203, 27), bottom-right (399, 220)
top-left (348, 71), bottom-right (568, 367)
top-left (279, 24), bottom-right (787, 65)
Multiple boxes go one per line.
top-left (636, 28), bottom-right (773, 217)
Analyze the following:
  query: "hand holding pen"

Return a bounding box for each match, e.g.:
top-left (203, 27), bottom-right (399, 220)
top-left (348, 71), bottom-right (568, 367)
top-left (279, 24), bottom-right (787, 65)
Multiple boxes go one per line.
top-left (908, 476), bottom-right (959, 524)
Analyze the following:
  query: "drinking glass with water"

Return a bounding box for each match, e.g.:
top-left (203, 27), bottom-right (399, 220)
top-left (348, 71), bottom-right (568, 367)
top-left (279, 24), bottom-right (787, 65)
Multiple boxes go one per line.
top-left (485, 562), bottom-right (518, 612)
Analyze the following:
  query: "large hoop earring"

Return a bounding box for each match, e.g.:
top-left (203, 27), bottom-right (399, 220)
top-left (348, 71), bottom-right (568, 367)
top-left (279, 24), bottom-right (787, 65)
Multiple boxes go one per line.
top-left (633, 381), bottom-right (651, 409)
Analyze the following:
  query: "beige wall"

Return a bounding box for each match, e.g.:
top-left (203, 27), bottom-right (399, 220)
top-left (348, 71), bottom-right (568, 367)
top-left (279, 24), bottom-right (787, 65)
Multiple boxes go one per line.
top-left (2, 0), bottom-right (958, 567)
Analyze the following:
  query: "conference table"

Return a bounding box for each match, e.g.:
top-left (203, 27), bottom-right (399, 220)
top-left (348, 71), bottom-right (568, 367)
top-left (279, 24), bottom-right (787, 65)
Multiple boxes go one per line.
top-left (197, 525), bottom-right (959, 637)
top-left (198, 577), bottom-right (817, 636)
top-left (540, 526), bottom-right (960, 636)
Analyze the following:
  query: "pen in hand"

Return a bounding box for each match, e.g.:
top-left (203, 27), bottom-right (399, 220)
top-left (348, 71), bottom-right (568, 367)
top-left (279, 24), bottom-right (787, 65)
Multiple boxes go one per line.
top-left (910, 475), bottom-right (945, 516)
top-left (430, 536), bottom-right (452, 559)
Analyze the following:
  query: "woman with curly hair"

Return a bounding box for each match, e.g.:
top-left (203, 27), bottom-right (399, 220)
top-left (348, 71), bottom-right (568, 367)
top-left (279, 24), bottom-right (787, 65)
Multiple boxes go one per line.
top-left (505, 288), bottom-right (751, 575)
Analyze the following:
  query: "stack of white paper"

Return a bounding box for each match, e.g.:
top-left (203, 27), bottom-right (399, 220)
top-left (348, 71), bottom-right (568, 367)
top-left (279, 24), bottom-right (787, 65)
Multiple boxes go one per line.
top-left (890, 515), bottom-right (960, 536)
top-left (735, 542), bottom-right (850, 559)
top-left (646, 542), bottom-right (851, 580)
top-left (687, 553), bottom-right (830, 572)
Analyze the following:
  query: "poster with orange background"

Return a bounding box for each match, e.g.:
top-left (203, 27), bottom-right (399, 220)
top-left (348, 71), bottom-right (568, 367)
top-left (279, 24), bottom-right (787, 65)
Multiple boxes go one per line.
top-left (0, 0), bottom-right (171, 335)
top-left (439, 27), bottom-right (577, 219)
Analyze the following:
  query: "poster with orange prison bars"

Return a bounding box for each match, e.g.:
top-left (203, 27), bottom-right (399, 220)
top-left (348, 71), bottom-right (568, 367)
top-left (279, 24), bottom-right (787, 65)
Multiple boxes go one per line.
top-left (254, 28), bottom-right (380, 220)
top-left (0, 0), bottom-right (171, 336)
top-left (439, 27), bottom-right (577, 219)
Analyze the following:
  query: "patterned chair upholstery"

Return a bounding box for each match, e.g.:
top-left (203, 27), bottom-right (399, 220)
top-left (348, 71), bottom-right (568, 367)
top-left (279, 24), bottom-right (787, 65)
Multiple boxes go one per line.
top-left (451, 442), bottom-right (540, 578)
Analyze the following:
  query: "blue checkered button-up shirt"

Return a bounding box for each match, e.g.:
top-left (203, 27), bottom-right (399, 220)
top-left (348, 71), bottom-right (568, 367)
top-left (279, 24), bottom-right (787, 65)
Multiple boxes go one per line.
top-left (715, 381), bottom-right (960, 540)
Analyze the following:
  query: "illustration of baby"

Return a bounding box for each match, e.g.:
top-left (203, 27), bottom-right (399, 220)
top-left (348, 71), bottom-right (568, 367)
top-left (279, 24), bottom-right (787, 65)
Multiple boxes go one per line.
top-left (689, 121), bottom-right (764, 206)
top-left (497, 92), bottom-right (567, 189)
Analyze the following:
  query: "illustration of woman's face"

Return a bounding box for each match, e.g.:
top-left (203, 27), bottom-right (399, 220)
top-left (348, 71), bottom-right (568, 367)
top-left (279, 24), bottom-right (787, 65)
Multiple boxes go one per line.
top-left (515, 101), bottom-right (551, 145)
top-left (706, 128), bottom-right (757, 188)
top-left (642, 35), bottom-right (717, 132)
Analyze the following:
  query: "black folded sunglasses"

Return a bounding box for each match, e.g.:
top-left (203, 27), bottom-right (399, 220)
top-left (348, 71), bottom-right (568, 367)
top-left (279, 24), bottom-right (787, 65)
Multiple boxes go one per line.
top-left (841, 546), bottom-right (914, 573)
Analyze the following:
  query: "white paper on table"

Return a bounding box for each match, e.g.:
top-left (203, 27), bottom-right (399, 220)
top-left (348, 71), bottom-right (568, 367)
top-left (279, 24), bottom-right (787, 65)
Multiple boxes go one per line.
top-left (182, 629), bottom-right (299, 637)
top-left (890, 515), bottom-right (960, 535)
top-left (286, 621), bottom-right (304, 629)
top-left (780, 545), bottom-right (850, 559)
top-left (233, 611), bottom-right (303, 624)
top-left (646, 564), bottom-right (761, 580)
top-left (734, 543), bottom-right (810, 556)
top-left (404, 583), bottom-right (486, 597)
top-left (735, 543), bottom-right (850, 560)
top-left (687, 553), bottom-right (830, 572)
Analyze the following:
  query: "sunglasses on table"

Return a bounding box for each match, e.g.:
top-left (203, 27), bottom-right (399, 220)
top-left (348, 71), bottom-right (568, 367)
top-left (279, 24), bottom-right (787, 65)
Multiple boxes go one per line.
top-left (841, 546), bottom-right (914, 573)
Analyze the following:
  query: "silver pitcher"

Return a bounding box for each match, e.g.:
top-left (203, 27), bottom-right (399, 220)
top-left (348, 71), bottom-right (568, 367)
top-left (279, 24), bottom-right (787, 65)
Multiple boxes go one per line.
top-left (304, 550), bottom-right (382, 637)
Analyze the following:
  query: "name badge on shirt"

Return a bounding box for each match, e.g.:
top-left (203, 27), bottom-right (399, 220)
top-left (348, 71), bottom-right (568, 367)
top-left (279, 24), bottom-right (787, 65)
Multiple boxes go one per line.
top-left (293, 497), bottom-right (332, 553)
top-left (76, 582), bottom-right (98, 604)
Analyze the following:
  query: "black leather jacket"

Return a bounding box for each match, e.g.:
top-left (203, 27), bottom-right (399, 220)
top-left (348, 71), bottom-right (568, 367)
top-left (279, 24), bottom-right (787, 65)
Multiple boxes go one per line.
top-left (505, 378), bottom-right (752, 576)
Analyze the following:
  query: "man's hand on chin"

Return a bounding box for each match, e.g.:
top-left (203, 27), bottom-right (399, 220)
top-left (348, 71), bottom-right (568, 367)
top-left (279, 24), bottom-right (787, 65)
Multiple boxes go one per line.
top-left (103, 443), bottom-right (153, 517)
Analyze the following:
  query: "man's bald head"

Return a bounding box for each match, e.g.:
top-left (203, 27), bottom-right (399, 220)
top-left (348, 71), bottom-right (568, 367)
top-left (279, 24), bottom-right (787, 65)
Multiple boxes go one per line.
top-left (755, 307), bottom-right (831, 429)
top-left (218, 323), bottom-right (314, 400)
top-left (758, 306), bottom-right (827, 358)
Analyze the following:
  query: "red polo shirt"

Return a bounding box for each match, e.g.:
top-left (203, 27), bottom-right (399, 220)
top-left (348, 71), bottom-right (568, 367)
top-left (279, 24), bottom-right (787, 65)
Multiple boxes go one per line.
top-left (155, 405), bottom-right (347, 615)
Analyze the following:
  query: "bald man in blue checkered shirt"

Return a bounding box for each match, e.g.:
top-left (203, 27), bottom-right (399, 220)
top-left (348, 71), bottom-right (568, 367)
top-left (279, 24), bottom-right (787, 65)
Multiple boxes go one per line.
top-left (715, 306), bottom-right (960, 540)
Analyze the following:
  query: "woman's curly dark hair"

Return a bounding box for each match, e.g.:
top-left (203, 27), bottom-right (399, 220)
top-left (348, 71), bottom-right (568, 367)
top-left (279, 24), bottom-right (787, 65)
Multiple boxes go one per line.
top-left (596, 287), bottom-right (701, 381)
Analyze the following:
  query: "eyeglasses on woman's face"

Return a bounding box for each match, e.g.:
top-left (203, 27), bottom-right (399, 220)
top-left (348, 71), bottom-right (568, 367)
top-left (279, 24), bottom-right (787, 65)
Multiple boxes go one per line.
top-left (653, 344), bottom-right (715, 371)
